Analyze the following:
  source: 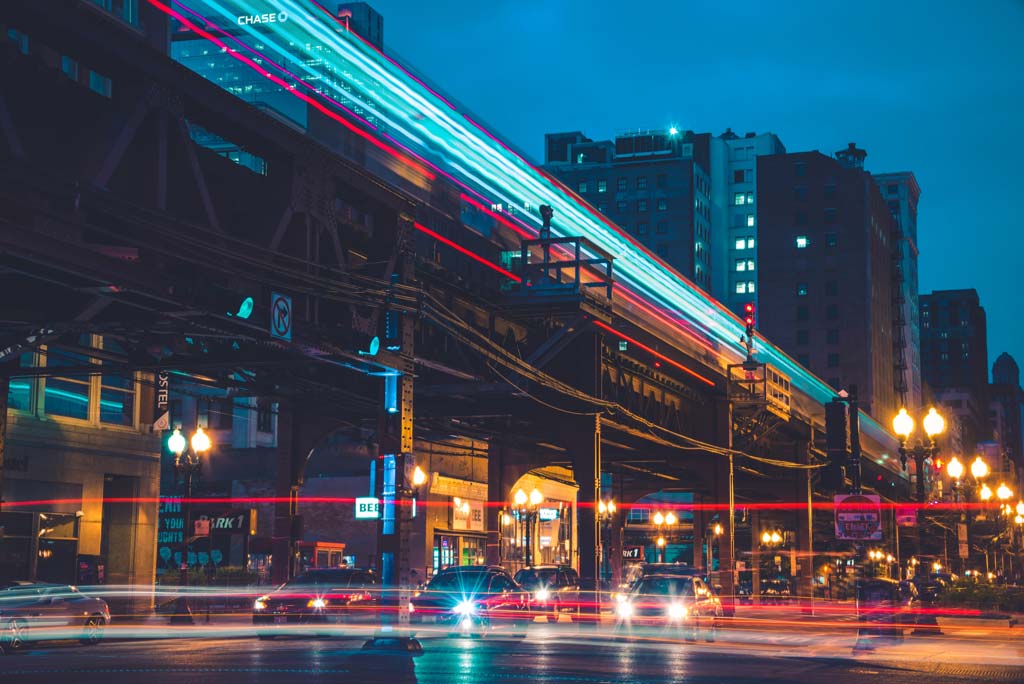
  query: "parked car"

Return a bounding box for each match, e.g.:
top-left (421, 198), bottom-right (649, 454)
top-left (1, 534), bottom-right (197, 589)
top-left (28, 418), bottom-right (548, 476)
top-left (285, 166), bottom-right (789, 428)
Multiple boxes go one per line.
top-left (513, 565), bottom-right (580, 616)
top-left (252, 568), bottom-right (378, 635)
top-left (0, 582), bottom-right (110, 653)
top-left (857, 578), bottom-right (918, 640)
top-left (760, 578), bottom-right (792, 604)
top-left (614, 574), bottom-right (722, 642)
top-left (410, 566), bottom-right (531, 634)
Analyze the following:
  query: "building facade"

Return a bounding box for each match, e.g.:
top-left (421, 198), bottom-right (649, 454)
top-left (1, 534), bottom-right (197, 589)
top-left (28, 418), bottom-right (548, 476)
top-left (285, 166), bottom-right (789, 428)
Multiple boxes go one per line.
top-left (990, 353), bottom-right (1024, 485)
top-left (872, 172), bottom-right (923, 412)
top-left (709, 129), bottom-right (786, 315)
top-left (756, 143), bottom-right (899, 421)
top-left (920, 289), bottom-right (991, 457)
top-left (543, 129), bottom-right (713, 291)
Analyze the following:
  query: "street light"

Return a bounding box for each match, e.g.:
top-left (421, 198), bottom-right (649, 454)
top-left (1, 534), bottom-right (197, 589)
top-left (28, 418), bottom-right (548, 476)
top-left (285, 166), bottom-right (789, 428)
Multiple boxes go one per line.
top-left (598, 498), bottom-right (617, 586)
top-left (652, 510), bottom-right (677, 562)
top-left (168, 427), bottom-right (212, 625)
top-left (946, 456), bottom-right (964, 481)
top-left (893, 407), bottom-right (945, 502)
top-left (996, 483), bottom-right (1013, 502)
top-left (513, 487), bottom-right (544, 567)
top-left (970, 455), bottom-right (990, 480)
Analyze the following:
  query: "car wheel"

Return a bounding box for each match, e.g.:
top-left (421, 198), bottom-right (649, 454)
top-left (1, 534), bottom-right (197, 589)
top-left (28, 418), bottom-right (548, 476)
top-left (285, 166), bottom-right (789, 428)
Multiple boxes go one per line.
top-left (80, 616), bottom-right (105, 645)
top-left (3, 619), bottom-right (27, 653)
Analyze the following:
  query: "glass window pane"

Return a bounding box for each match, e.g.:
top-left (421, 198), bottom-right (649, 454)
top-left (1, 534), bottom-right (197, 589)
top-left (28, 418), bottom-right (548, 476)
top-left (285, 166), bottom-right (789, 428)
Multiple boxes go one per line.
top-left (100, 387), bottom-right (134, 425)
top-left (44, 377), bottom-right (90, 419)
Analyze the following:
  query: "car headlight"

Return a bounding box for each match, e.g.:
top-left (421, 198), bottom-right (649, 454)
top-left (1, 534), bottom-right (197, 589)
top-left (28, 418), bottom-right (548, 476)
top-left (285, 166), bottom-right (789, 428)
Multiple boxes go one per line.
top-left (307, 598), bottom-right (327, 609)
top-left (454, 600), bottom-right (476, 615)
top-left (253, 597), bottom-right (268, 611)
top-left (535, 588), bottom-right (550, 602)
top-left (616, 601), bottom-right (634, 618)
top-left (668, 603), bottom-right (687, 620)
top-left (614, 592), bottom-right (627, 603)
top-left (408, 602), bottom-right (415, 614)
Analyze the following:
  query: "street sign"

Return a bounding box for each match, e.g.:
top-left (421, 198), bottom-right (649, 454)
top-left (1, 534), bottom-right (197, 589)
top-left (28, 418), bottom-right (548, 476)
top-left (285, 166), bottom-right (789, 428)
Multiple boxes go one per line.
top-left (895, 506), bottom-right (917, 527)
top-left (270, 291), bottom-right (292, 341)
top-left (355, 497), bottom-right (380, 519)
top-left (833, 494), bottom-right (882, 541)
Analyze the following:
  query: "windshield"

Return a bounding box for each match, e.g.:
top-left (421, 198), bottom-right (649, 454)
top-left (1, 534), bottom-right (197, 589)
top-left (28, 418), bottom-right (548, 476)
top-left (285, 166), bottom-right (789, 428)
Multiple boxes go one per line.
top-left (285, 570), bottom-right (357, 588)
top-left (426, 571), bottom-right (489, 593)
top-left (634, 578), bottom-right (693, 597)
top-left (514, 569), bottom-right (557, 587)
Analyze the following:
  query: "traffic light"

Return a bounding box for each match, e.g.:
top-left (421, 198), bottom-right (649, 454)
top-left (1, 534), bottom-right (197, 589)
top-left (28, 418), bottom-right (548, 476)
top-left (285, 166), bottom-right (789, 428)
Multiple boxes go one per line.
top-left (823, 398), bottom-right (850, 491)
top-left (743, 303), bottom-right (756, 338)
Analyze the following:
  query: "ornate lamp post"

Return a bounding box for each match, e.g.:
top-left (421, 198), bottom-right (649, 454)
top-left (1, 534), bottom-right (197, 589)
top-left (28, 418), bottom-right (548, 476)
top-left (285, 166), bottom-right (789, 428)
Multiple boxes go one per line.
top-left (168, 427), bottom-right (211, 625)
top-left (598, 498), bottom-right (617, 585)
top-left (514, 487), bottom-right (544, 567)
top-left (892, 407), bottom-right (945, 503)
top-left (652, 511), bottom-right (677, 563)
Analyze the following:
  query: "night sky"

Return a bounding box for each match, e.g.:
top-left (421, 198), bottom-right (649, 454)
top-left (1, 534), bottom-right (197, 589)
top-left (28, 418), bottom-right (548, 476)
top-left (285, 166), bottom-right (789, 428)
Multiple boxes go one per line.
top-left (371, 0), bottom-right (1024, 383)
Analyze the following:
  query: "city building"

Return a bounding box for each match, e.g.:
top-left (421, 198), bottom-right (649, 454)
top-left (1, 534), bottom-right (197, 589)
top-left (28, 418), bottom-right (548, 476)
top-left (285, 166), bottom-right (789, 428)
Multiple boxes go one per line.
top-left (872, 172), bottom-right (923, 412)
top-left (543, 129), bottom-right (714, 291)
top-left (2, 337), bottom-right (160, 604)
top-left (990, 353), bottom-right (1024, 485)
top-left (920, 289), bottom-right (991, 456)
top-left (756, 143), bottom-right (899, 421)
top-left (709, 129), bottom-right (786, 315)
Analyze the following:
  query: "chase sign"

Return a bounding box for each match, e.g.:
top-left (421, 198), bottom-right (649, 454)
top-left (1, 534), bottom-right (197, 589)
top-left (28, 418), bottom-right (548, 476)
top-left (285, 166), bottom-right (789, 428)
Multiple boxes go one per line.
top-left (237, 11), bottom-right (288, 25)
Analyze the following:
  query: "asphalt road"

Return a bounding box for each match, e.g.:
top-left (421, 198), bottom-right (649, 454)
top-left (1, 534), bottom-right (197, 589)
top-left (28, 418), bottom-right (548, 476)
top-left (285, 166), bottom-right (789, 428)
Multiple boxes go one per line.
top-left (2, 625), bottom-right (1024, 684)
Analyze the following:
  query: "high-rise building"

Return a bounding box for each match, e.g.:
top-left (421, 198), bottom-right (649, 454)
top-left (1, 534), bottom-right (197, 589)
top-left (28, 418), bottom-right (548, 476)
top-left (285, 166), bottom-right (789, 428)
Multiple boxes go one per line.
top-left (920, 289), bottom-right (991, 456)
top-left (709, 129), bottom-right (786, 315)
top-left (990, 353), bottom-right (1023, 483)
top-left (872, 172), bottom-right (922, 412)
top-left (543, 128), bottom-right (714, 291)
top-left (756, 143), bottom-right (899, 421)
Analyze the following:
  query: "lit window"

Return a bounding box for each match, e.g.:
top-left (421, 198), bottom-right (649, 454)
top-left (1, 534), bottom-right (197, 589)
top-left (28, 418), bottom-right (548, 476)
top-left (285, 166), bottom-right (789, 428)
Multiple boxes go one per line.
top-left (61, 55), bottom-right (79, 80)
top-left (735, 238), bottom-right (746, 250)
top-left (746, 191), bottom-right (754, 204)
top-left (747, 281), bottom-right (756, 293)
top-left (598, 179), bottom-right (607, 193)
top-left (735, 260), bottom-right (747, 272)
top-left (657, 199), bottom-right (667, 211)
top-left (747, 214), bottom-right (755, 227)
top-left (796, 283), bottom-right (808, 296)
top-left (733, 192), bottom-right (746, 206)
top-left (747, 238), bottom-right (755, 249)
top-left (796, 236), bottom-right (809, 249)
top-left (735, 282), bottom-right (748, 294)
top-left (89, 70), bottom-right (113, 98)
top-left (578, 181), bottom-right (588, 194)
top-left (637, 176), bottom-right (648, 190)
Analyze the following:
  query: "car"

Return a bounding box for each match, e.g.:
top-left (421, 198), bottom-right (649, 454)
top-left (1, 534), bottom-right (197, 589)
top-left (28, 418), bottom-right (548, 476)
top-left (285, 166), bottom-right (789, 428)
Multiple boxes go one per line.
top-left (614, 574), bottom-right (722, 642)
top-left (857, 578), bottom-right (918, 640)
top-left (513, 565), bottom-right (580, 616)
top-left (252, 568), bottom-right (378, 635)
top-left (760, 578), bottom-right (792, 604)
top-left (0, 582), bottom-right (110, 653)
top-left (410, 566), bottom-right (532, 635)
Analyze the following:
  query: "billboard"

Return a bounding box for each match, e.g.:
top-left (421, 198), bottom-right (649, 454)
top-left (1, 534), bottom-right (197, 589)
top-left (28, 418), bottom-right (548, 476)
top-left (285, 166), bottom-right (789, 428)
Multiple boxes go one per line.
top-left (833, 494), bottom-right (882, 541)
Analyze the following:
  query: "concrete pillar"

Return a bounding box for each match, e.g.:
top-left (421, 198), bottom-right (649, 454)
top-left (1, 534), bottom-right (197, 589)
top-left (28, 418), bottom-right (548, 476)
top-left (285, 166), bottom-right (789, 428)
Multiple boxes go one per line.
top-left (794, 439), bottom-right (814, 613)
top-left (750, 509), bottom-right (761, 605)
top-left (271, 404), bottom-right (297, 584)
top-left (569, 414), bottom-right (601, 588)
top-left (692, 495), bottom-right (705, 572)
top-left (485, 440), bottom-right (505, 566)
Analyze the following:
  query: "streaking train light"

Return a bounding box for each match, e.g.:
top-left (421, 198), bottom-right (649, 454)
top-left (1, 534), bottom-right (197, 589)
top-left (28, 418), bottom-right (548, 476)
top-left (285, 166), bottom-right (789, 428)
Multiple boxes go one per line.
top-left (153, 0), bottom-right (898, 460)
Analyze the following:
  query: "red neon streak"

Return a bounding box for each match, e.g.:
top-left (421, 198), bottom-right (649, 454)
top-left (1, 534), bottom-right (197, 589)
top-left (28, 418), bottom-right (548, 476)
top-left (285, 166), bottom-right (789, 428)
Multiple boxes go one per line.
top-left (414, 222), bottom-right (521, 282)
top-left (593, 320), bottom-right (715, 387)
top-left (459, 194), bottom-right (534, 239)
top-left (147, 1), bottom-right (435, 181)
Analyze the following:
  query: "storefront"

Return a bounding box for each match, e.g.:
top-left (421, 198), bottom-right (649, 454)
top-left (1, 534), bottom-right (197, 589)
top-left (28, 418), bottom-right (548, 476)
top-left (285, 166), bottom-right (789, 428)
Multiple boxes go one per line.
top-left (426, 476), bottom-right (488, 576)
top-left (501, 468), bottom-right (578, 574)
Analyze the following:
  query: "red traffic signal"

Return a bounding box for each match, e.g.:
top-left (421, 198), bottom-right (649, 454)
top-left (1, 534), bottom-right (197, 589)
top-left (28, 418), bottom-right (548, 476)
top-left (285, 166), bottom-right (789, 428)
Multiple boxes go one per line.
top-left (743, 303), bottom-right (756, 336)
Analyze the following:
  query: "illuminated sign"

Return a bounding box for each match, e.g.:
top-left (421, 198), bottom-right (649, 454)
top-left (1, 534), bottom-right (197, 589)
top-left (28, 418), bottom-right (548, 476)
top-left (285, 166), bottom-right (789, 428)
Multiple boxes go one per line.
top-left (538, 507), bottom-right (560, 521)
top-left (237, 12), bottom-right (288, 25)
top-left (355, 497), bottom-right (380, 519)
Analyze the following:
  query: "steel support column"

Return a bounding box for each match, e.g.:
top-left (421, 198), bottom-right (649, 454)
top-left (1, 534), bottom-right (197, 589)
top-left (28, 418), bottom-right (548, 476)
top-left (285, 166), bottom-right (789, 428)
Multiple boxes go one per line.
top-left (794, 439), bottom-right (814, 614)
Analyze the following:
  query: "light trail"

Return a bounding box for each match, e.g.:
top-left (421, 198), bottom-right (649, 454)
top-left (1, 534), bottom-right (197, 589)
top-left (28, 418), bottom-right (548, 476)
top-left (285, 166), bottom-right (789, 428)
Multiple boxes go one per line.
top-left (153, 1), bottom-right (898, 466)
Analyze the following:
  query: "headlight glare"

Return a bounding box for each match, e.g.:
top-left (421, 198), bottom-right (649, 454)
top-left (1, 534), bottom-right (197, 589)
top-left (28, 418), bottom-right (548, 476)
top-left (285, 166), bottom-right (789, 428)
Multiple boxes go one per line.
top-left (253, 598), bottom-right (268, 611)
top-left (616, 601), bottom-right (634, 618)
top-left (535, 588), bottom-right (550, 602)
top-left (307, 598), bottom-right (327, 609)
top-left (454, 600), bottom-right (476, 615)
top-left (668, 603), bottom-right (687, 620)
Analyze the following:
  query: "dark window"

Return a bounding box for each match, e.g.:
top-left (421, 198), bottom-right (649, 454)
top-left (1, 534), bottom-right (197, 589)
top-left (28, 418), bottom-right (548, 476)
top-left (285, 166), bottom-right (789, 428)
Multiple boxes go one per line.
top-left (617, 178), bottom-right (627, 192)
top-left (824, 184), bottom-right (837, 200)
top-left (733, 169), bottom-right (744, 183)
top-left (825, 232), bottom-right (838, 248)
top-left (828, 377), bottom-right (841, 389)
top-left (257, 399), bottom-right (274, 432)
top-left (656, 243), bottom-right (669, 259)
top-left (656, 174), bottom-right (667, 188)
top-left (636, 176), bottom-right (648, 190)
top-left (824, 208), bottom-right (837, 223)
top-left (616, 200), bottom-right (627, 212)
top-left (826, 329), bottom-right (839, 344)
top-left (825, 280), bottom-right (838, 296)
top-left (796, 330), bottom-right (809, 345)
top-left (597, 179), bottom-right (607, 193)
top-left (656, 221), bottom-right (668, 234)
top-left (827, 304), bottom-right (839, 320)
top-left (887, 184), bottom-right (898, 196)
top-left (637, 199), bottom-right (648, 212)
top-left (795, 211), bottom-right (808, 226)
top-left (827, 353), bottom-right (840, 368)
top-left (797, 354), bottom-right (810, 367)
top-left (797, 305), bottom-right (809, 321)
top-left (637, 222), bottom-right (648, 235)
